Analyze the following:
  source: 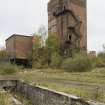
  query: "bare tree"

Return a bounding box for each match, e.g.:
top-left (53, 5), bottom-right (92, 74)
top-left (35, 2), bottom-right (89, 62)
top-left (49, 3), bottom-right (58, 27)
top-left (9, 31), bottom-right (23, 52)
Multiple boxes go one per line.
top-left (38, 25), bottom-right (47, 46)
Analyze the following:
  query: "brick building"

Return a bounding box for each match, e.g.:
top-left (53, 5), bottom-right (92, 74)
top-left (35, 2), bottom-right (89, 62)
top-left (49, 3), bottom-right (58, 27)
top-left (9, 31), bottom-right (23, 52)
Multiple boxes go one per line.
top-left (6, 34), bottom-right (33, 65)
top-left (48, 0), bottom-right (87, 55)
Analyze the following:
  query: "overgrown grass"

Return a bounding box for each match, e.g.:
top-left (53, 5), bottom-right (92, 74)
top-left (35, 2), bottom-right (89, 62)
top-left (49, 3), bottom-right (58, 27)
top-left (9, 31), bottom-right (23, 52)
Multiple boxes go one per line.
top-left (0, 91), bottom-right (12, 105)
top-left (61, 53), bottom-right (96, 72)
top-left (15, 68), bottom-right (105, 103)
top-left (14, 93), bottom-right (32, 105)
top-left (0, 91), bottom-right (32, 105)
top-left (97, 52), bottom-right (105, 67)
top-left (36, 82), bottom-right (105, 103)
top-left (0, 63), bottom-right (17, 75)
top-left (50, 52), bottom-right (62, 68)
top-left (0, 63), bottom-right (105, 103)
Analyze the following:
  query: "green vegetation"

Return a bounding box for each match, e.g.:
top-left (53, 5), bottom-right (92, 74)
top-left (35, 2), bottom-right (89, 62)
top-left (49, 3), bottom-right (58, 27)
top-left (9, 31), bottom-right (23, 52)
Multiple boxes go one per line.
top-left (0, 63), bottom-right (17, 75)
top-left (61, 52), bottom-right (96, 72)
top-left (0, 91), bottom-right (32, 105)
top-left (0, 49), bottom-right (9, 58)
top-left (10, 68), bottom-right (103, 103)
top-left (50, 52), bottom-right (62, 68)
top-left (32, 33), bottom-right (61, 68)
top-left (96, 45), bottom-right (105, 67)
top-left (1, 32), bottom-right (105, 103)
top-left (14, 93), bottom-right (32, 105)
top-left (46, 33), bottom-right (60, 52)
top-left (0, 63), bottom-right (105, 103)
top-left (37, 82), bottom-right (105, 102)
top-left (97, 52), bottom-right (105, 67)
top-left (31, 32), bottom-right (99, 72)
top-left (0, 91), bottom-right (12, 105)
top-left (32, 35), bottom-right (48, 68)
top-left (31, 34), bottom-right (105, 73)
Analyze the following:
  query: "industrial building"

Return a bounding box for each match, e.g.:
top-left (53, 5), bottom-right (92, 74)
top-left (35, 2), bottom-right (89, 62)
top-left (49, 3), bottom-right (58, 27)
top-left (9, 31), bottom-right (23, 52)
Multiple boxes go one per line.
top-left (6, 34), bottom-right (33, 65)
top-left (48, 0), bottom-right (87, 55)
top-left (5, 0), bottom-right (87, 65)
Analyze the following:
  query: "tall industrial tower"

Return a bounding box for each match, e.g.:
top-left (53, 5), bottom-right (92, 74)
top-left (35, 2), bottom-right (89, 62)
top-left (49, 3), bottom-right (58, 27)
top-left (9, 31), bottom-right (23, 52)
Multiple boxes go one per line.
top-left (48, 0), bottom-right (87, 55)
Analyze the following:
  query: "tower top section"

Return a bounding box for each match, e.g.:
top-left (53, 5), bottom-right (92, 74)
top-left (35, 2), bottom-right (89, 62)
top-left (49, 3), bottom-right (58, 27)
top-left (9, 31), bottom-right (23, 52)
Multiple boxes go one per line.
top-left (70, 0), bottom-right (86, 7)
top-left (48, 0), bottom-right (86, 8)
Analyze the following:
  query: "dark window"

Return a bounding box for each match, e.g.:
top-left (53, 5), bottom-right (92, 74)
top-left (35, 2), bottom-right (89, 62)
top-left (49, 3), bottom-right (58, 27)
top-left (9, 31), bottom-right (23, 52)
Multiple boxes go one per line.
top-left (69, 35), bottom-right (71, 40)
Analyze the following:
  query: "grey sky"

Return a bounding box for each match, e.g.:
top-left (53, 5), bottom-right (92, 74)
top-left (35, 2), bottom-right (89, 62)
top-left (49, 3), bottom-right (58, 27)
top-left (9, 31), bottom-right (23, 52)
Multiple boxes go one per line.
top-left (0, 0), bottom-right (105, 52)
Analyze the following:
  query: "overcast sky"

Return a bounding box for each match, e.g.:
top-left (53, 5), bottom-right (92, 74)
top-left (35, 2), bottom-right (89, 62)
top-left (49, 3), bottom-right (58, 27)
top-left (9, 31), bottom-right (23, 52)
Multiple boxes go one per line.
top-left (0, 0), bottom-right (105, 52)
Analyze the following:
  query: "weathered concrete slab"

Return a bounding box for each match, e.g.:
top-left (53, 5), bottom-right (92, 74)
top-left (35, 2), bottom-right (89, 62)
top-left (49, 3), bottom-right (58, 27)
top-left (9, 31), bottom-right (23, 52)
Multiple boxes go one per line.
top-left (0, 80), bottom-right (17, 88)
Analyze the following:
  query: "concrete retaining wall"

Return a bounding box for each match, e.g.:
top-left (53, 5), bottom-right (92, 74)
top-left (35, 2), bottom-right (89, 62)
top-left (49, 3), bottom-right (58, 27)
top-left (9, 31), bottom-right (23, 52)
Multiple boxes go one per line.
top-left (0, 80), bottom-right (17, 89)
top-left (15, 80), bottom-right (89, 105)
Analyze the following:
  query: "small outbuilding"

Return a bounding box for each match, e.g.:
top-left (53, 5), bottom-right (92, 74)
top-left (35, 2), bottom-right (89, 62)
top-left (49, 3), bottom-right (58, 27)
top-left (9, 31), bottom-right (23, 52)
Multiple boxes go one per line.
top-left (88, 51), bottom-right (96, 58)
top-left (6, 34), bottom-right (33, 66)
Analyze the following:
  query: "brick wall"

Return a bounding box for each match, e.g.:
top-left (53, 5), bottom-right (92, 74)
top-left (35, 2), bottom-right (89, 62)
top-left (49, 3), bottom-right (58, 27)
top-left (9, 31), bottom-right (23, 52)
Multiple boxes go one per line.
top-left (15, 35), bottom-right (33, 59)
top-left (6, 34), bottom-right (33, 59)
top-left (6, 36), bottom-right (15, 58)
top-left (48, 0), bottom-right (87, 52)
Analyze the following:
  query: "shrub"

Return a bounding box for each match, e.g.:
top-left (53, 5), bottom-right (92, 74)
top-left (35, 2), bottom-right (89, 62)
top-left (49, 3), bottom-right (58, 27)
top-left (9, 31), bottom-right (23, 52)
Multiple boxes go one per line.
top-left (61, 53), bottom-right (96, 72)
top-left (0, 92), bottom-right (9, 105)
top-left (0, 50), bottom-right (9, 62)
top-left (97, 52), bottom-right (105, 67)
top-left (0, 63), bottom-right (17, 75)
top-left (50, 52), bottom-right (62, 68)
top-left (32, 48), bottom-right (50, 69)
top-left (32, 32), bottom-right (61, 69)
top-left (46, 32), bottom-right (60, 52)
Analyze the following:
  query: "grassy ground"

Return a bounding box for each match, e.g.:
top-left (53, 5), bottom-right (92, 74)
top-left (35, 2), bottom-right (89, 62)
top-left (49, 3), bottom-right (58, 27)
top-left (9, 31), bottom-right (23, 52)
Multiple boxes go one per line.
top-left (0, 91), bottom-right (13, 105)
top-left (0, 68), bottom-right (105, 103)
top-left (0, 90), bottom-right (32, 105)
top-left (13, 93), bottom-right (32, 105)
